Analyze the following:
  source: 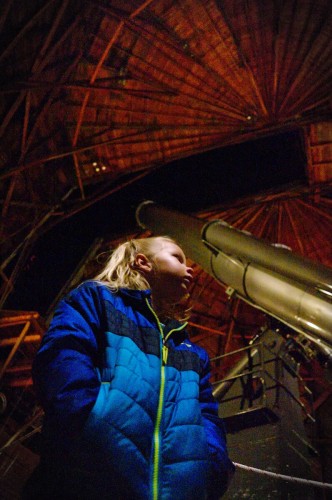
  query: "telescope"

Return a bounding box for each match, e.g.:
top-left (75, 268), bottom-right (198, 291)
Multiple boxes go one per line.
top-left (135, 201), bottom-right (332, 361)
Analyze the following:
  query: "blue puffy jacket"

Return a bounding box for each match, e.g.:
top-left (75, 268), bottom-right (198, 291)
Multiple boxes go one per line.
top-left (32, 281), bottom-right (234, 499)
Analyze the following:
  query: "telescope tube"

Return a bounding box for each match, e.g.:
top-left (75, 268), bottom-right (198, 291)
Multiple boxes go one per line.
top-left (136, 201), bottom-right (332, 350)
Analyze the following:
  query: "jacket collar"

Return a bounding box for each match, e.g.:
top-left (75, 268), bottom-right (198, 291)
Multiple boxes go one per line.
top-left (118, 288), bottom-right (187, 336)
top-left (118, 287), bottom-right (152, 302)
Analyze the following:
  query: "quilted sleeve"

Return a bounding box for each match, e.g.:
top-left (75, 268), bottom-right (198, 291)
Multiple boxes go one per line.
top-left (199, 349), bottom-right (235, 499)
top-left (32, 282), bottom-right (104, 435)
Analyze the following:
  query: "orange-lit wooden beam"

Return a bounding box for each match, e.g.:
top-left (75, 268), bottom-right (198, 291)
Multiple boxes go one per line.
top-left (0, 321), bottom-right (31, 382)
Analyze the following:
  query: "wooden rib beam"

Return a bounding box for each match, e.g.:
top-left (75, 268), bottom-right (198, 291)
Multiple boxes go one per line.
top-left (0, 322), bottom-right (30, 382)
top-left (0, 335), bottom-right (41, 347)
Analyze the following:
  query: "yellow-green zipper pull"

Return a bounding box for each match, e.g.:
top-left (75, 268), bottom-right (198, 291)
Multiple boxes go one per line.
top-left (162, 344), bottom-right (168, 365)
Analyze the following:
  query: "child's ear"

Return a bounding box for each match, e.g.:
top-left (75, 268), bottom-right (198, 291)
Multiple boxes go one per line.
top-left (134, 253), bottom-right (153, 273)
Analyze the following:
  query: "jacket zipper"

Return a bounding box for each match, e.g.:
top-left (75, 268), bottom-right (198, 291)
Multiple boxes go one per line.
top-left (145, 299), bottom-right (187, 500)
top-left (145, 299), bottom-right (164, 500)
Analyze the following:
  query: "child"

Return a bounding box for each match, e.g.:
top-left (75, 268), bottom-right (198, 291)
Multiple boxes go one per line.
top-left (27, 236), bottom-right (234, 499)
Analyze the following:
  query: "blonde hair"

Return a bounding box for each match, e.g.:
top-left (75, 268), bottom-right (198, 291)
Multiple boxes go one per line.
top-left (94, 236), bottom-right (190, 321)
top-left (95, 236), bottom-right (175, 290)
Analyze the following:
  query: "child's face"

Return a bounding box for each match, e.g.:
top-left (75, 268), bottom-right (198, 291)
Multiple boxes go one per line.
top-left (148, 240), bottom-right (194, 302)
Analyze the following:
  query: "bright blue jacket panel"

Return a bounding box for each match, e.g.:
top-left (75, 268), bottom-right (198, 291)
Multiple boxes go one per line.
top-left (33, 281), bottom-right (234, 499)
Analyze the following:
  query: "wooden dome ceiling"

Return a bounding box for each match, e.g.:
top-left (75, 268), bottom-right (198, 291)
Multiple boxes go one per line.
top-left (1, 0), bottom-right (332, 275)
